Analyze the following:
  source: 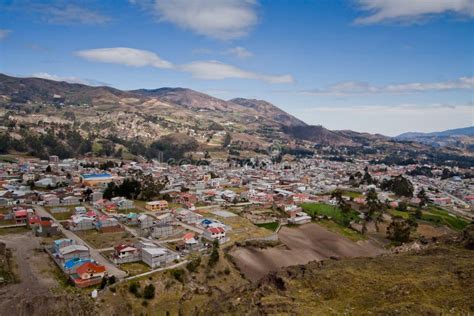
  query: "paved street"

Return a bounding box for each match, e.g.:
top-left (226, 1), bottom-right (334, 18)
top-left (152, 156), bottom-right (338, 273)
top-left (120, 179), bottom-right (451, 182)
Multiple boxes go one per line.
top-left (33, 205), bottom-right (127, 279)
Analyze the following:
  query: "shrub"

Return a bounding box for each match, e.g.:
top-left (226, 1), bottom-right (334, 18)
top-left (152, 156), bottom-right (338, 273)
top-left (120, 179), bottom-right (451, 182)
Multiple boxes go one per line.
top-left (143, 284), bottom-right (155, 299)
top-left (186, 256), bottom-right (201, 272)
top-left (129, 282), bottom-right (141, 297)
top-left (108, 275), bottom-right (116, 285)
top-left (171, 269), bottom-right (185, 283)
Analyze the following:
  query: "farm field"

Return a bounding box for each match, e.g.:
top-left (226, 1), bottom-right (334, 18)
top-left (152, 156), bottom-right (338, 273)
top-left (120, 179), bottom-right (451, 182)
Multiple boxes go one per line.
top-left (230, 223), bottom-right (385, 281)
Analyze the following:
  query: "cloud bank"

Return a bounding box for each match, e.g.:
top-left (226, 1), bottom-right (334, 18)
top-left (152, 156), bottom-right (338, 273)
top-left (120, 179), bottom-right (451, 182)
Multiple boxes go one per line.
top-left (354, 0), bottom-right (474, 24)
top-left (302, 77), bottom-right (474, 96)
top-left (134, 0), bottom-right (259, 40)
top-left (76, 47), bottom-right (293, 84)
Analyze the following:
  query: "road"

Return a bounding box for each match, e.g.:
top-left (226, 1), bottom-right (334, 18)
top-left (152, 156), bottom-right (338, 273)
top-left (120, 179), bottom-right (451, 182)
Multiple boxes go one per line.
top-left (33, 205), bottom-right (127, 279)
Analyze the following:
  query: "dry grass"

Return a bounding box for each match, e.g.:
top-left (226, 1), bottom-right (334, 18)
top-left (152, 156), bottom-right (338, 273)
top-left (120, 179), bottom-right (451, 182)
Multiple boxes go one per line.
top-left (75, 230), bottom-right (136, 249)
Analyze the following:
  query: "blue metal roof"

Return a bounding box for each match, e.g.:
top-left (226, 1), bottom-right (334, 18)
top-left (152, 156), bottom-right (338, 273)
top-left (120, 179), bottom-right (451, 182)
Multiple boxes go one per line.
top-left (64, 257), bottom-right (92, 269)
top-left (81, 173), bottom-right (112, 179)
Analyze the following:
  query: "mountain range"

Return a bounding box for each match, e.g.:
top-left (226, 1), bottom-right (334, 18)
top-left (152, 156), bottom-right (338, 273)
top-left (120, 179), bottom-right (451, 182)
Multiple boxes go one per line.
top-left (0, 73), bottom-right (471, 160)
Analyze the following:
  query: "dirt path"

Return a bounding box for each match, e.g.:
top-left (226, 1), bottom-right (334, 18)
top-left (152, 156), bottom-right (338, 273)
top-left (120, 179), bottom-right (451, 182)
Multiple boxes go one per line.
top-left (231, 223), bottom-right (386, 281)
top-left (0, 232), bottom-right (96, 315)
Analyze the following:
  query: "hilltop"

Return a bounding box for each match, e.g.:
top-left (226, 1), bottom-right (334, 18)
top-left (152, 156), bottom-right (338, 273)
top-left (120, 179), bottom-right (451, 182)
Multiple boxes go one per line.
top-left (0, 74), bottom-right (472, 162)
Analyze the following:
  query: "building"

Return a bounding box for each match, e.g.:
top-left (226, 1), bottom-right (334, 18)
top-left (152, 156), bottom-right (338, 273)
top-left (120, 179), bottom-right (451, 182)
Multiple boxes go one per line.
top-left (57, 244), bottom-right (90, 262)
top-left (80, 173), bottom-right (113, 186)
top-left (141, 247), bottom-right (179, 268)
top-left (145, 200), bottom-right (169, 212)
top-left (202, 226), bottom-right (226, 242)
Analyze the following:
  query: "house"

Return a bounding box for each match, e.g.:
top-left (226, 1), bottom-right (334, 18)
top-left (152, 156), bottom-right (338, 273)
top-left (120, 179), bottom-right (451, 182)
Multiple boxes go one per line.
top-left (138, 214), bottom-right (154, 229)
top-left (145, 200), bottom-right (169, 212)
top-left (141, 247), bottom-right (179, 268)
top-left (31, 216), bottom-right (60, 237)
top-left (43, 194), bottom-right (60, 206)
top-left (288, 212), bottom-right (312, 225)
top-left (57, 244), bottom-right (90, 262)
top-left (54, 239), bottom-right (75, 253)
top-left (176, 209), bottom-right (202, 224)
top-left (76, 262), bottom-right (107, 283)
top-left (13, 209), bottom-right (28, 224)
top-left (35, 177), bottom-right (57, 188)
top-left (69, 215), bottom-right (95, 231)
top-left (62, 196), bottom-right (81, 206)
top-left (111, 197), bottom-right (134, 210)
top-left (114, 244), bottom-right (139, 259)
top-left (202, 226), bottom-right (226, 242)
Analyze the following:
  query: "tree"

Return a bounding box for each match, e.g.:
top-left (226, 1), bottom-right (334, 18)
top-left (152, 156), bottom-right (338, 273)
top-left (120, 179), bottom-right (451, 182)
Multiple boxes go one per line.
top-left (387, 216), bottom-right (418, 244)
top-left (143, 284), bottom-right (155, 299)
top-left (417, 188), bottom-right (430, 209)
top-left (397, 201), bottom-right (408, 212)
top-left (331, 189), bottom-right (352, 227)
top-left (45, 165), bottom-right (52, 173)
top-left (209, 239), bottom-right (220, 266)
top-left (186, 256), bottom-right (201, 272)
top-left (222, 132), bottom-right (232, 148)
top-left (139, 174), bottom-right (166, 201)
top-left (363, 188), bottom-right (385, 233)
top-left (380, 175), bottom-right (414, 197)
top-left (99, 276), bottom-right (107, 290)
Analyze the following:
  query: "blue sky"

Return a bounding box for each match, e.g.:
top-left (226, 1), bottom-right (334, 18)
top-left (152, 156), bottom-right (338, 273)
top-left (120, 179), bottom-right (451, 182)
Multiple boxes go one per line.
top-left (0, 0), bottom-right (473, 136)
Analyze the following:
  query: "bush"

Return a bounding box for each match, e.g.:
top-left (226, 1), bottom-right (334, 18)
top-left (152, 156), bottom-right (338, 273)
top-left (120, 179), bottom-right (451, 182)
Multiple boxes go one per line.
top-left (171, 269), bottom-right (185, 283)
top-left (186, 256), bottom-right (201, 272)
top-left (143, 284), bottom-right (155, 299)
top-left (129, 282), bottom-right (141, 297)
top-left (108, 275), bottom-right (116, 285)
top-left (209, 239), bottom-right (220, 266)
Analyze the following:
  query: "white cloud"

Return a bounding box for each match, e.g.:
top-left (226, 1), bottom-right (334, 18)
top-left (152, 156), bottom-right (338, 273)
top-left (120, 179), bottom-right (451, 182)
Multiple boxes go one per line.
top-left (180, 60), bottom-right (294, 83)
top-left (76, 47), bottom-right (174, 69)
top-left (225, 46), bottom-right (253, 58)
top-left (40, 4), bottom-right (111, 25)
top-left (295, 103), bottom-right (473, 136)
top-left (354, 0), bottom-right (474, 24)
top-left (31, 72), bottom-right (108, 86)
top-left (0, 29), bottom-right (11, 40)
top-left (76, 47), bottom-right (293, 84)
top-left (303, 77), bottom-right (474, 96)
top-left (149, 0), bottom-right (259, 40)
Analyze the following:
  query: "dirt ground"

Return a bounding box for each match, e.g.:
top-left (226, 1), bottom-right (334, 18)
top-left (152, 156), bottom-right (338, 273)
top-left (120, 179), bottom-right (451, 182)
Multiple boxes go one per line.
top-left (0, 231), bottom-right (95, 315)
top-left (416, 223), bottom-right (453, 238)
top-left (230, 223), bottom-right (386, 281)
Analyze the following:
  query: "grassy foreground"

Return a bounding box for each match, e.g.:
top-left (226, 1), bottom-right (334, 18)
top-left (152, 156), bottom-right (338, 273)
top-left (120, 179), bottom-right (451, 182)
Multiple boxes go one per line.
top-left (205, 245), bottom-right (474, 315)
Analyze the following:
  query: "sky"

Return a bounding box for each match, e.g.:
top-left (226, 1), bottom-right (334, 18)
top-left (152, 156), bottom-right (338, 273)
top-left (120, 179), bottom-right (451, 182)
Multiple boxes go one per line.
top-left (0, 0), bottom-right (473, 136)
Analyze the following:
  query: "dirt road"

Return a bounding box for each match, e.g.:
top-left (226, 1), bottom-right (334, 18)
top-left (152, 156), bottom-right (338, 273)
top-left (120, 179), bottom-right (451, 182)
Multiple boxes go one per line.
top-left (0, 232), bottom-right (95, 315)
top-left (231, 223), bottom-right (386, 281)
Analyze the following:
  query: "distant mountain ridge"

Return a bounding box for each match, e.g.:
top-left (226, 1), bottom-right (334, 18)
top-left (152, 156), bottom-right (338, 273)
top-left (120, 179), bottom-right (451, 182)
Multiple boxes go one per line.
top-left (396, 126), bottom-right (474, 139)
top-left (3, 73), bottom-right (470, 152)
top-left (0, 73), bottom-right (357, 146)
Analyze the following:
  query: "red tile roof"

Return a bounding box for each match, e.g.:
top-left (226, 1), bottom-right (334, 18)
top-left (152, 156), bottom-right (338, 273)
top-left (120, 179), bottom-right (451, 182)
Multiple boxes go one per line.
top-left (76, 262), bottom-right (106, 275)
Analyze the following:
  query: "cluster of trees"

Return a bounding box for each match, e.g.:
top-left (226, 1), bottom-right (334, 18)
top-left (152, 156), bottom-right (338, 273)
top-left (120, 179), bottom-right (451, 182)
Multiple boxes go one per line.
top-left (0, 129), bottom-right (93, 159)
top-left (380, 175), bottom-right (414, 197)
top-left (103, 175), bottom-right (167, 201)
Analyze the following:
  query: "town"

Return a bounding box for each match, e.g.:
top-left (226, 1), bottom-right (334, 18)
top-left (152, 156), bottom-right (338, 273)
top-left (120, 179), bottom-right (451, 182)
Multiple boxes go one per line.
top-left (1, 153), bottom-right (472, 292)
